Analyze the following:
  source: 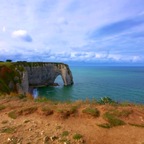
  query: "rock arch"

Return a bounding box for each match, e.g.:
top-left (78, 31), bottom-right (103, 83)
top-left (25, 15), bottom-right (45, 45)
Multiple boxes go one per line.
top-left (26, 63), bottom-right (73, 86)
top-left (0, 62), bottom-right (74, 95)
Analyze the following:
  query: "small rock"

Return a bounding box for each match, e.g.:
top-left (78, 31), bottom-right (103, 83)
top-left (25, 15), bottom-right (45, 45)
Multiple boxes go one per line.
top-left (50, 136), bottom-right (58, 141)
top-left (43, 136), bottom-right (50, 144)
top-left (29, 128), bottom-right (32, 131)
top-left (78, 139), bottom-right (85, 143)
top-left (40, 131), bottom-right (44, 135)
top-left (7, 138), bottom-right (11, 142)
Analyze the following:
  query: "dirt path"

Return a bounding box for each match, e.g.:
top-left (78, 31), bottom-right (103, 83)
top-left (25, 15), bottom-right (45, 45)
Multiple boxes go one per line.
top-left (0, 97), bottom-right (144, 144)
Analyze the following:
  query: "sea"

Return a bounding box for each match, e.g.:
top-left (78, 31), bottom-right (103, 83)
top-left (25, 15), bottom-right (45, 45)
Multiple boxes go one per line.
top-left (37, 66), bottom-right (144, 104)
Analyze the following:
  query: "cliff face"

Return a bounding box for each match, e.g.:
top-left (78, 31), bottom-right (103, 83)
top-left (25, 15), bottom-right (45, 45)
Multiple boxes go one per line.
top-left (0, 62), bottom-right (73, 94)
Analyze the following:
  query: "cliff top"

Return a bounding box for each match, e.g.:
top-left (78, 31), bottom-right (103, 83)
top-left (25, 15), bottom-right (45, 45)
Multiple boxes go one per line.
top-left (0, 61), bottom-right (68, 67)
top-left (0, 96), bottom-right (144, 144)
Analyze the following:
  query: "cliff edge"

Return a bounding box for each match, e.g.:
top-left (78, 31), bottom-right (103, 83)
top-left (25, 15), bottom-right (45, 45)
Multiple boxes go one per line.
top-left (0, 62), bottom-right (73, 95)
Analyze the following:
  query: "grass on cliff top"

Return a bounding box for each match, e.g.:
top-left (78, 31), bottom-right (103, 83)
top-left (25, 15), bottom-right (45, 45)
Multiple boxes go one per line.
top-left (0, 61), bottom-right (65, 66)
top-left (0, 62), bottom-right (14, 67)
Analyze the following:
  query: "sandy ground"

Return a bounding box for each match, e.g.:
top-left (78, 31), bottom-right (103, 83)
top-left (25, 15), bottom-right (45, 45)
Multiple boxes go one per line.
top-left (0, 97), bottom-right (144, 144)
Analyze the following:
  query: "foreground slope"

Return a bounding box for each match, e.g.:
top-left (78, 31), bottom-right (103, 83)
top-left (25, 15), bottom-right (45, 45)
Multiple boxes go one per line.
top-left (0, 96), bottom-right (144, 144)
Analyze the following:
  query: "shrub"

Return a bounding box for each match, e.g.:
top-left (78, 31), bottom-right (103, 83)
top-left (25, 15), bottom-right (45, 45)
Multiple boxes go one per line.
top-left (0, 105), bottom-right (6, 111)
top-left (110, 109), bottom-right (133, 118)
top-left (103, 112), bottom-right (125, 127)
top-left (0, 126), bottom-right (16, 133)
top-left (98, 97), bottom-right (117, 105)
top-left (6, 59), bottom-right (12, 62)
top-left (61, 131), bottom-right (69, 137)
top-left (82, 107), bottom-right (100, 117)
top-left (8, 110), bottom-right (18, 119)
top-left (73, 133), bottom-right (83, 140)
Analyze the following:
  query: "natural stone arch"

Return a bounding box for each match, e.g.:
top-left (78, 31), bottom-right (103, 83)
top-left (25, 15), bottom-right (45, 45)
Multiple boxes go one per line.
top-left (54, 74), bottom-right (63, 86)
top-left (20, 63), bottom-right (74, 93)
top-left (0, 62), bottom-right (74, 95)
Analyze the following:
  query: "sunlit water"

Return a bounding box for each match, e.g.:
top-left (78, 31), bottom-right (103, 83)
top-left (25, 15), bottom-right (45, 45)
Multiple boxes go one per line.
top-left (37, 66), bottom-right (144, 104)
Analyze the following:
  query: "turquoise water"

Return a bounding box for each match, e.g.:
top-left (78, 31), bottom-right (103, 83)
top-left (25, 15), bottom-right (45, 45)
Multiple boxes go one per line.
top-left (38, 66), bottom-right (144, 104)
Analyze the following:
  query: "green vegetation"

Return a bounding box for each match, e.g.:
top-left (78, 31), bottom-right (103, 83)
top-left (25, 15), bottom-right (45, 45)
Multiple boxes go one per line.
top-left (73, 133), bottom-right (83, 140)
top-left (69, 105), bottom-right (78, 114)
top-left (6, 59), bottom-right (12, 62)
top-left (82, 107), bottom-right (100, 117)
top-left (109, 109), bottom-right (133, 117)
top-left (61, 131), bottom-right (69, 137)
top-left (0, 126), bottom-right (16, 133)
top-left (0, 62), bottom-right (22, 94)
top-left (0, 61), bottom-right (66, 95)
top-left (98, 97), bottom-right (117, 105)
top-left (8, 110), bottom-right (18, 119)
top-left (35, 97), bottom-right (51, 102)
top-left (103, 112), bottom-right (125, 127)
top-left (0, 105), bottom-right (6, 111)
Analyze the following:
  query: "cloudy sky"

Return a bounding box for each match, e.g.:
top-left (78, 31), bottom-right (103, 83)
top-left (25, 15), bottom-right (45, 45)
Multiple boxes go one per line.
top-left (0, 0), bottom-right (144, 65)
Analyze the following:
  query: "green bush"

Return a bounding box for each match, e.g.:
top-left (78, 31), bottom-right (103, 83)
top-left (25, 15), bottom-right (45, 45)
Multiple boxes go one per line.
top-left (73, 133), bottom-right (83, 140)
top-left (61, 131), bottom-right (69, 137)
top-left (0, 105), bottom-right (6, 111)
top-left (103, 112), bottom-right (125, 127)
top-left (98, 97), bottom-right (117, 105)
top-left (8, 110), bottom-right (18, 119)
top-left (0, 126), bottom-right (16, 133)
top-left (82, 107), bottom-right (100, 117)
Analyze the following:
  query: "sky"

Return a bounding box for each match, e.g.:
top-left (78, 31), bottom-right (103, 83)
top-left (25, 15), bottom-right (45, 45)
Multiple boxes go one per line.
top-left (0, 0), bottom-right (144, 65)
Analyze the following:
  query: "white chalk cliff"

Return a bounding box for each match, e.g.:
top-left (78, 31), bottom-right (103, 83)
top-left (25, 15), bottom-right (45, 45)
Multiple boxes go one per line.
top-left (19, 62), bottom-right (73, 94)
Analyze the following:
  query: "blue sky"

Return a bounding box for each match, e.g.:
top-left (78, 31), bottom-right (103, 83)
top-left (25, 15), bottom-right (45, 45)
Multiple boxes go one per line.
top-left (0, 0), bottom-right (144, 65)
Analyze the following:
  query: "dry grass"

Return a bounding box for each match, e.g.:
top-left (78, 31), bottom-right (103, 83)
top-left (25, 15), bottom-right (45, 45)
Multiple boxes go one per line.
top-left (109, 109), bottom-right (133, 118)
top-left (18, 106), bottom-right (37, 115)
top-left (41, 106), bottom-right (54, 116)
top-left (129, 123), bottom-right (144, 128)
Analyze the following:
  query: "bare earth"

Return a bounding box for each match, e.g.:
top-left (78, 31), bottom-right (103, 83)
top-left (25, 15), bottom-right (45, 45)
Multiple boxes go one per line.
top-left (0, 97), bottom-right (144, 144)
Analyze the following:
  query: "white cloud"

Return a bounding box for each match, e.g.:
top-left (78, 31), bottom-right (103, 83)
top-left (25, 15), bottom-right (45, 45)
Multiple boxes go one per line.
top-left (0, 0), bottom-right (144, 64)
top-left (12, 30), bottom-right (32, 42)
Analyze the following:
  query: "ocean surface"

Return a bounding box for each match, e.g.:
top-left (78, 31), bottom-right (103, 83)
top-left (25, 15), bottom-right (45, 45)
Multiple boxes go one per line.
top-left (37, 66), bottom-right (144, 104)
